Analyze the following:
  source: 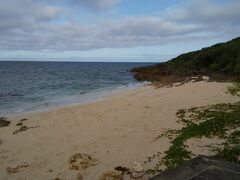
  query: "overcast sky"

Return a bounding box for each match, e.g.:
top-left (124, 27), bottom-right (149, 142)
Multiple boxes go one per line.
top-left (0, 0), bottom-right (240, 62)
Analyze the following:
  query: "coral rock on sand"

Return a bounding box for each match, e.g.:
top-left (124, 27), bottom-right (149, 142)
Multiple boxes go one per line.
top-left (6, 163), bottom-right (29, 174)
top-left (68, 153), bottom-right (98, 170)
top-left (131, 162), bottom-right (144, 178)
top-left (99, 170), bottom-right (123, 180)
top-left (0, 117), bottom-right (10, 127)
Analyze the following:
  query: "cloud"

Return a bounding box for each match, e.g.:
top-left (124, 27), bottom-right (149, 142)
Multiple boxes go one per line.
top-left (0, 0), bottom-right (239, 52)
top-left (167, 0), bottom-right (240, 24)
top-left (71, 0), bottom-right (121, 11)
top-left (0, 0), bottom-right (62, 32)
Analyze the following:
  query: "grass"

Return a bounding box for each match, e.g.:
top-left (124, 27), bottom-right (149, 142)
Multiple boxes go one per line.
top-left (214, 130), bottom-right (240, 162)
top-left (146, 101), bottom-right (240, 175)
top-left (227, 83), bottom-right (240, 97)
top-left (131, 37), bottom-right (240, 83)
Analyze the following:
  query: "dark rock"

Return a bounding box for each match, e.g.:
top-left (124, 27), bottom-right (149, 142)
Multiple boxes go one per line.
top-left (16, 122), bottom-right (23, 126)
top-left (114, 166), bottom-right (130, 172)
top-left (0, 117), bottom-right (10, 127)
top-left (20, 126), bottom-right (28, 131)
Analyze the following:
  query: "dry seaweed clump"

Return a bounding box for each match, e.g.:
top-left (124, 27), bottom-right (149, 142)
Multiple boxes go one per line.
top-left (68, 153), bottom-right (98, 171)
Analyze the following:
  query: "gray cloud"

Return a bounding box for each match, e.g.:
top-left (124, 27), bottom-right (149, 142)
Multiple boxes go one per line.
top-left (71, 0), bottom-right (121, 10)
top-left (0, 0), bottom-right (62, 32)
top-left (0, 0), bottom-right (240, 52)
top-left (168, 0), bottom-right (240, 24)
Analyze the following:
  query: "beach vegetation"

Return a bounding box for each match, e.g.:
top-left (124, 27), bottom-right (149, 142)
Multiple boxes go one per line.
top-left (146, 101), bottom-right (240, 175)
top-left (227, 83), bottom-right (240, 97)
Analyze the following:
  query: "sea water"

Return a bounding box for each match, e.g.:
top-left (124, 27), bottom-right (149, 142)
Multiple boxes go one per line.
top-left (0, 61), bottom-right (153, 116)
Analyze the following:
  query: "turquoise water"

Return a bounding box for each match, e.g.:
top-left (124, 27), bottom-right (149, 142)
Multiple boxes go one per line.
top-left (0, 61), bottom-right (153, 115)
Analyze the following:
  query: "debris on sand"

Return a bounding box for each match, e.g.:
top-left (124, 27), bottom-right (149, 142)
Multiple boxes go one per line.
top-left (0, 117), bottom-right (10, 127)
top-left (99, 170), bottom-right (123, 180)
top-left (68, 153), bottom-right (98, 171)
top-left (6, 163), bottom-right (29, 174)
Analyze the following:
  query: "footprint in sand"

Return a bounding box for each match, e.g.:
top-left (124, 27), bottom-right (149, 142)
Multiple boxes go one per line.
top-left (12, 125), bottom-right (39, 134)
top-left (68, 153), bottom-right (98, 171)
top-left (6, 163), bottom-right (29, 174)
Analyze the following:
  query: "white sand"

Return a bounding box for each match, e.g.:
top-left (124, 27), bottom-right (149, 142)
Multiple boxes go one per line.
top-left (0, 81), bottom-right (239, 180)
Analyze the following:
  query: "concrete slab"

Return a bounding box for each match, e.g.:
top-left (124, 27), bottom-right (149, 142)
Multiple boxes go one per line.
top-left (150, 155), bottom-right (240, 180)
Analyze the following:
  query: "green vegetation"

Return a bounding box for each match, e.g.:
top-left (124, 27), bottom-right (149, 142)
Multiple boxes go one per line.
top-left (227, 83), bottom-right (240, 97)
top-left (172, 37), bottom-right (240, 77)
top-left (131, 37), bottom-right (240, 83)
top-left (146, 102), bottom-right (240, 175)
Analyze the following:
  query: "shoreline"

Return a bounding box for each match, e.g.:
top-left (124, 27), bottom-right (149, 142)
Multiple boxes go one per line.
top-left (1, 81), bottom-right (240, 179)
top-left (3, 82), bottom-right (146, 117)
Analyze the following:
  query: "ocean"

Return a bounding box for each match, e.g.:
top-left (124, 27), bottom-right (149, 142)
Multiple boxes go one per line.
top-left (0, 61), bottom-right (153, 116)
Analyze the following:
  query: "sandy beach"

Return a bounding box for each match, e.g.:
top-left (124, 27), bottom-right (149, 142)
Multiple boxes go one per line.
top-left (0, 81), bottom-right (240, 180)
